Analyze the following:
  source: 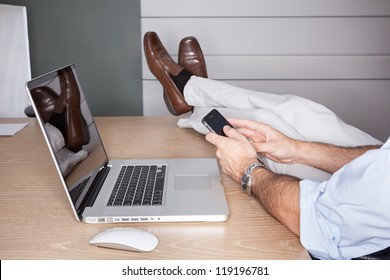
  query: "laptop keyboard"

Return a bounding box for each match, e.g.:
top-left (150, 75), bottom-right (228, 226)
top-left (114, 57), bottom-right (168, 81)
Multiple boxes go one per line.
top-left (107, 165), bottom-right (166, 206)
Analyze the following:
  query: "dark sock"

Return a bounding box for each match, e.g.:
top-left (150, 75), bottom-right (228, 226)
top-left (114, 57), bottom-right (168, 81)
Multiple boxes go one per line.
top-left (170, 69), bottom-right (193, 95)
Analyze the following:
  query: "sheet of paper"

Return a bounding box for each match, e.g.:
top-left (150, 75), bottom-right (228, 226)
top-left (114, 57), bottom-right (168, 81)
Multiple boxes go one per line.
top-left (0, 123), bottom-right (29, 136)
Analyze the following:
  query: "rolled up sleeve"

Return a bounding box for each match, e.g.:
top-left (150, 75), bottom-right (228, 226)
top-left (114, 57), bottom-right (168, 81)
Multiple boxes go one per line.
top-left (299, 138), bottom-right (390, 259)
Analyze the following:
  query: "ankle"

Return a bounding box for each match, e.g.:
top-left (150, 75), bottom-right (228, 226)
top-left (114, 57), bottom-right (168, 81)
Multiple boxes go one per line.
top-left (170, 69), bottom-right (193, 95)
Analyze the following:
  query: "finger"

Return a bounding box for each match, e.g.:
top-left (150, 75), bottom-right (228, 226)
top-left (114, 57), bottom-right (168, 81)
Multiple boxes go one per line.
top-left (235, 127), bottom-right (257, 139)
top-left (223, 126), bottom-right (239, 139)
top-left (228, 118), bottom-right (259, 128)
top-left (205, 132), bottom-right (217, 145)
top-left (205, 132), bottom-right (224, 146)
top-left (228, 118), bottom-right (271, 134)
top-left (223, 126), bottom-right (248, 142)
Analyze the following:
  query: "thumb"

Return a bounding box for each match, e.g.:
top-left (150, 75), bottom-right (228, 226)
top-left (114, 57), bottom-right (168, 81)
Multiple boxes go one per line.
top-left (224, 126), bottom-right (245, 141)
top-left (205, 132), bottom-right (219, 145)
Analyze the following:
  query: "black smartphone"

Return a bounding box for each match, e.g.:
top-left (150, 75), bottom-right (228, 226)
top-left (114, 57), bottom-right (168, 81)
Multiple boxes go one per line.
top-left (202, 109), bottom-right (234, 136)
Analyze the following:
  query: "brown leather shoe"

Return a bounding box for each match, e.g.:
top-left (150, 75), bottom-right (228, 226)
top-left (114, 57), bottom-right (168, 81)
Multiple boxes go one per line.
top-left (50, 68), bottom-right (90, 152)
top-left (30, 86), bottom-right (59, 123)
top-left (143, 32), bottom-right (193, 115)
top-left (162, 36), bottom-right (208, 111)
top-left (178, 36), bottom-right (208, 78)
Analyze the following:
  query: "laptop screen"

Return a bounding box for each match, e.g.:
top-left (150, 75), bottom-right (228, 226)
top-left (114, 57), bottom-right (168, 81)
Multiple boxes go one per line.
top-left (26, 64), bottom-right (109, 215)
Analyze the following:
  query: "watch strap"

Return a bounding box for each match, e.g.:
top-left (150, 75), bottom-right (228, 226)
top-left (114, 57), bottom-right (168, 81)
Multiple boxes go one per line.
top-left (241, 161), bottom-right (265, 195)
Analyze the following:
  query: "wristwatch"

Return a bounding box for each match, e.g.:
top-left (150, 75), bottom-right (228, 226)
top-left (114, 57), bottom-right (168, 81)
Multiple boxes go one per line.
top-left (241, 162), bottom-right (266, 195)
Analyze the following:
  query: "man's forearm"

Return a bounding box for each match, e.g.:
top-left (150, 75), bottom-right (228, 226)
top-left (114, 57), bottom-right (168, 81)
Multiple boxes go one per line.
top-left (251, 167), bottom-right (301, 236)
top-left (293, 141), bottom-right (380, 173)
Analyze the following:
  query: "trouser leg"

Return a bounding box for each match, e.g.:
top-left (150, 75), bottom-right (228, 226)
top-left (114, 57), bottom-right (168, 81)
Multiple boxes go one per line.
top-left (179, 77), bottom-right (382, 181)
top-left (183, 76), bottom-right (381, 146)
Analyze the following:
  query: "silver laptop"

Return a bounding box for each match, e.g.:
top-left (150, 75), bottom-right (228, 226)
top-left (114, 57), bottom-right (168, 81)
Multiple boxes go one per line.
top-left (26, 64), bottom-right (229, 223)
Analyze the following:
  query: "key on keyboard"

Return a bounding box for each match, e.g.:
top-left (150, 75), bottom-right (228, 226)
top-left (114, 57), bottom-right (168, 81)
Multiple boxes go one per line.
top-left (107, 165), bottom-right (166, 206)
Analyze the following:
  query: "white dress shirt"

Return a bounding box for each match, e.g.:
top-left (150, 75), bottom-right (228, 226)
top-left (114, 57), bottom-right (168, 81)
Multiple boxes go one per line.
top-left (300, 137), bottom-right (390, 259)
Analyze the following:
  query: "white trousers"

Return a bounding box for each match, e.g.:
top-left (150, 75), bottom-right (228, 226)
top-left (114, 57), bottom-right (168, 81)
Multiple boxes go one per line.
top-left (178, 76), bottom-right (382, 181)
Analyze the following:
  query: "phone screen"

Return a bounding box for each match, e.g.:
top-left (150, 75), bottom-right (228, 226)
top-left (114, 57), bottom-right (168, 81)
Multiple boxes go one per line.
top-left (202, 109), bottom-right (233, 136)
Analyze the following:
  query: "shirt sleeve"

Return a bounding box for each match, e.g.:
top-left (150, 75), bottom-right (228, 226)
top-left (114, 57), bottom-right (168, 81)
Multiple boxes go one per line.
top-left (299, 137), bottom-right (390, 259)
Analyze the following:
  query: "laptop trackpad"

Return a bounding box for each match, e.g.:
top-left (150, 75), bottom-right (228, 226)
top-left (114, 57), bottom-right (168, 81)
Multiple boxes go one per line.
top-left (175, 175), bottom-right (211, 190)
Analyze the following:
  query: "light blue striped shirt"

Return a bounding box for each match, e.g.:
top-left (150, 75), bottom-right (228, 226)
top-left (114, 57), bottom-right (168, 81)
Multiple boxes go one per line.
top-left (299, 137), bottom-right (390, 259)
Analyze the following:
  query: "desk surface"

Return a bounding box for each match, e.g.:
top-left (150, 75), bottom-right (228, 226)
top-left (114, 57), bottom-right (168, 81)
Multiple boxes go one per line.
top-left (0, 117), bottom-right (309, 260)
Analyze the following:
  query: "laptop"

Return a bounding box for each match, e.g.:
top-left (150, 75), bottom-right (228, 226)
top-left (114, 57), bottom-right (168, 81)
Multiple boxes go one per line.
top-left (26, 64), bottom-right (229, 224)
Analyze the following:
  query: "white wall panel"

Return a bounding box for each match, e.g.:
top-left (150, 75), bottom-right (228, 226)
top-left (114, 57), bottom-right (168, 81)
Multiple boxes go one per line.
top-left (142, 17), bottom-right (390, 56)
top-left (143, 56), bottom-right (390, 80)
top-left (0, 4), bottom-right (31, 117)
top-left (141, 0), bottom-right (390, 17)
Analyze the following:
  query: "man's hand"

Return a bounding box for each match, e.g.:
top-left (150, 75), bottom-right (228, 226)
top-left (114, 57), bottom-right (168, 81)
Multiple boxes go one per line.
top-left (228, 118), bottom-right (299, 164)
top-left (206, 122), bottom-right (301, 237)
top-left (205, 125), bottom-right (258, 183)
top-left (229, 118), bottom-right (380, 173)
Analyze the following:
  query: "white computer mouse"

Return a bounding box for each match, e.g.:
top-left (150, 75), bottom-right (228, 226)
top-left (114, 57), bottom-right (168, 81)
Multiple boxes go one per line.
top-left (89, 228), bottom-right (158, 252)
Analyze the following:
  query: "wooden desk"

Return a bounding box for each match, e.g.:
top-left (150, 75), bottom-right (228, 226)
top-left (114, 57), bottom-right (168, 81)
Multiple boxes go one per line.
top-left (0, 117), bottom-right (310, 260)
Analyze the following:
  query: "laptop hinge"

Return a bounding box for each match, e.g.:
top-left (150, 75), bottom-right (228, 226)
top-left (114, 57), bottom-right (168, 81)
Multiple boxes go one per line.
top-left (78, 164), bottom-right (111, 218)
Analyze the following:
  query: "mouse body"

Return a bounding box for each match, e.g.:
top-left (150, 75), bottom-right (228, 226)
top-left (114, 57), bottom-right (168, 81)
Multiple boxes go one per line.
top-left (89, 228), bottom-right (158, 252)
